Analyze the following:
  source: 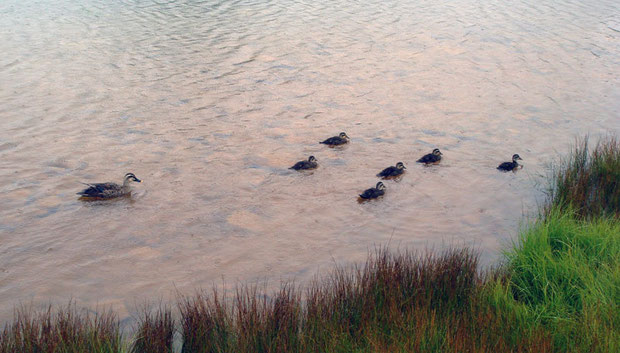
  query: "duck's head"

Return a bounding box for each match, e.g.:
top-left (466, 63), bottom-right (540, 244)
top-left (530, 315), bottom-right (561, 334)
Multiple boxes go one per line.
top-left (308, 156), bottom-right (317, 162)
top-left (376, 182), bottom-right (386, 190)
top-left (432, 148), bottom-right (442, 156)
top-left (512, 154), bottom-right (522, 162)
top-left (124, 173), bottom-right (142, 183)
top-left (339, 132), bottom-right (350, 140)
top-left (396, 162), bottom-right (406, 170)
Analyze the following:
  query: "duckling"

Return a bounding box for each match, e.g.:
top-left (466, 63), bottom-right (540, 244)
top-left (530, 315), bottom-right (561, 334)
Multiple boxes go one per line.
top-left (497, 154), bottom-right (522, 171)
top-left (320, 132), bottom-right (349, 146)
top-left (290, 156), bottom-right (318, 170)
top-left (359, 182), bottom-right (386, 200)
top-left (416, 148), bottom-right (442, 164)
top-left (77, 173), bottom-right (142, 200)
top-left (377, 162), bottom-right (406, 179)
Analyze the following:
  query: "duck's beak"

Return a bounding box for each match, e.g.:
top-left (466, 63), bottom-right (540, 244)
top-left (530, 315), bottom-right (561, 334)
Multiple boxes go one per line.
top-left (135, 178), bottom-right (142, 183)
top-left (403, 166), bottom-right (407, 169)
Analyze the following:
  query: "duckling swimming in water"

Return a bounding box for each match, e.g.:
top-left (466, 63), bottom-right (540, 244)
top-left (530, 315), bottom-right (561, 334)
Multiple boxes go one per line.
top-left (377, 162), bottom-right (406, 179)
top-left (417, 148), bottom-right (442, 164)
top-left (77, 173), bottom-right (142, 200)
top-left (290, 156), bottom-right (318, 170)
top-left (320, 132), bottom-right (349, 146)
top-left (497, 154), bottom-right (522, 171)
top-left (359, 182), bottom-right (386, 200)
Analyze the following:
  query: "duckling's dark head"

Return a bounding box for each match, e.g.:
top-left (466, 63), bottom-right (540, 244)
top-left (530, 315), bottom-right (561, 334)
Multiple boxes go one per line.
top-left (339, 132), bottom-right (350, 139)
top-left (512, 154), bottom-right (522, 162)
top-left (124, 173), bottom-right (142, 183)
top-left (396, 162), bottom-right (406, 169)
top-left (376, 182), bottom-right (386, 190)
top-left (433, 148), bottom-right (442, 156)
top-left (308, 156), bottom-right (317, 162)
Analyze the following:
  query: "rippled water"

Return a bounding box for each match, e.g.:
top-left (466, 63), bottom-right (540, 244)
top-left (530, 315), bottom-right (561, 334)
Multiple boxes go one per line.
top-left (0, 0), bottom-right (618, 322)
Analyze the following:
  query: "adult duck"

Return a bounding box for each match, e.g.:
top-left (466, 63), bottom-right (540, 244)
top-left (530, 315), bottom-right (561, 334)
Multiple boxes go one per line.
top-left (77, 173), bottom-right (142, 200)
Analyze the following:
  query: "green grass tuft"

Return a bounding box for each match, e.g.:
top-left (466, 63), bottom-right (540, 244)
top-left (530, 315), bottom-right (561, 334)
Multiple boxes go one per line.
top-left (502, 210), bottom-right (620, 352)
top-left (545, 136), bottom-right (620, 218)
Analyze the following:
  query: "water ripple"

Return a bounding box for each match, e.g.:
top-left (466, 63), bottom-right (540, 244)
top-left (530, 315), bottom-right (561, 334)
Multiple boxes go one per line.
top-left (0, 0), bottom-right (618, 323)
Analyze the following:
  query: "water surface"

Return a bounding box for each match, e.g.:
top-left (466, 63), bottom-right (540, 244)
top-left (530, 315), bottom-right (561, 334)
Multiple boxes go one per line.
top-left (0, 0), bottom-right (618, 322)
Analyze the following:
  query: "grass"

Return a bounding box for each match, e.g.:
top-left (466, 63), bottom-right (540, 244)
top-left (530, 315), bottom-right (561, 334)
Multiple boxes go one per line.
top-left (0, 303), bottom-right (123, 353)
top-left (175, 247), bottom-right (550, 352)
top-left (300, 248), bottom-right (481, 351)
top-left (545, 136), bottom-right (619, 218)
top-left (498, 211), bottom-right (620, 352)
top-left (130, 305), bottom-right (174, 353)
top-left (1, 239), bottom-right (615, 352)
top-left (178, 289), bottom-right (231, 352)
top-left (1, 135), bottom-right (618, 352)
top-left (506, 211), bottom-right (619, 320)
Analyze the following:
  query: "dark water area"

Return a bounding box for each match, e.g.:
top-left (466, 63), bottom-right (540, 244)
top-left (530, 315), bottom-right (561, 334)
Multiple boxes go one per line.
top-left (0, 0), bottom-right (618, 322)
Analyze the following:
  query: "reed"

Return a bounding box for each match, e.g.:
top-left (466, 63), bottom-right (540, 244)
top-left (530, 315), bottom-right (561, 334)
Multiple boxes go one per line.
top-left (0, 304), bottom-right (122, 353)
top-left (234, 283), bottom-right (302, 352)
top-left (131, 305), bottom-right (174, 353)
top-left (178, 289), bottom-right (231, 353)
top-left (302, 247), bottom-right (479, 349)
top-left (173, 247), bottom-right (553, 352)
top-left (0, 246), bottom-right (606, 352)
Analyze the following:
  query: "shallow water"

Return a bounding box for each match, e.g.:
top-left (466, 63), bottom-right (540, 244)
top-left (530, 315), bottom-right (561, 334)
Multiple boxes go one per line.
top-left (0, 0), bottom-right (618, 322)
